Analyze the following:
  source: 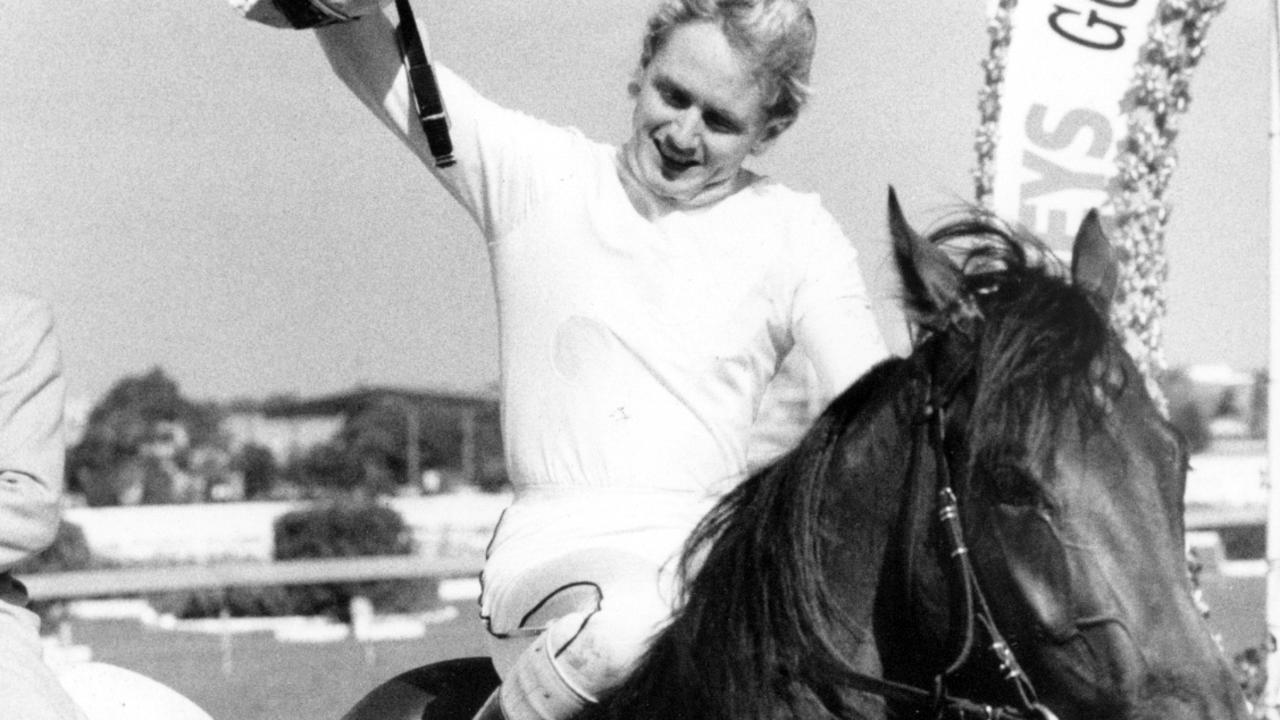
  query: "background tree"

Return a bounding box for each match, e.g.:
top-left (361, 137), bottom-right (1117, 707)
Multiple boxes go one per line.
top-left (1250, 370), bottom-right (1267, 439)
top-left (235, 443), bottom-right (279, 500)
top-left (337, 399), bottom-right (466, 495)
top-left (68, 367), bottom-right (225, 506)
top-left (283, 441), bottom-right (359, 497)
top-left (338, 399), bottom-right (411, 494)
top-left (1163, 367), bottom-right (1211, 454)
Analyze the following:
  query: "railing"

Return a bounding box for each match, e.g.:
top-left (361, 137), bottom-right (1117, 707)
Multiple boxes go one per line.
top-left (20, 555), bottom-right (485, 601)
top-left (20, 555), bottom-right (489, 675)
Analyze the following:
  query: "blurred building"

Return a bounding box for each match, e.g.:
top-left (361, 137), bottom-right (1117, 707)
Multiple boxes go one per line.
top-left (1180, 364), bottom-right (1261, 441)
top-left (223, 385), bottom-right (505, 494)
top-left (222, 408), bottom-right (343, 464)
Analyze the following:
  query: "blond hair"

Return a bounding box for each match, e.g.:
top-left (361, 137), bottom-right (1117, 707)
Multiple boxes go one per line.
top-left (639, 0), bottom-right (816, 131)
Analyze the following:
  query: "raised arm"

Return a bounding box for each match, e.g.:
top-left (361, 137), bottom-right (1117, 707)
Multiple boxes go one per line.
top-left (229, 0), bottom-right (440, 166)
top-left (0, 295), bottom-right (66, 572)
top-left (231, 0), bottom-right (574, 238)
top-left (313, 7), bottom-right (443, 169)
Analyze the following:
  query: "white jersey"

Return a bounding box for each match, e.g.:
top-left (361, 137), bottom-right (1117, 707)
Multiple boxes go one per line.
top-left (428, 65), bottom-right (886, 499)
top-left (307, 20), bottom-right (889, 663)
top-left (412, 66), bottom-right (889, 626)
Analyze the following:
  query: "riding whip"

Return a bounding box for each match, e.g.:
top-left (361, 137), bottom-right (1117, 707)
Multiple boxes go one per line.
top-left (392, 0), bottom-right (455, 168)
top-left (234, 0), bottom-right (456, 168)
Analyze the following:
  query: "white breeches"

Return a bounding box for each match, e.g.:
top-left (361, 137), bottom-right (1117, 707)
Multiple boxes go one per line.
top-left (480, 488), bottom-right (716, 695)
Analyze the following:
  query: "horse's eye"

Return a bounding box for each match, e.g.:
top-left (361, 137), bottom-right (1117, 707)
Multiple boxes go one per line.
top-left (966, 271), bottom-right (1007, 298)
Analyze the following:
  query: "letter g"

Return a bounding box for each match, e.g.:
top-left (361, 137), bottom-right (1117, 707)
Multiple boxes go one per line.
top-left (1048, 6), bottom-right (1126, 50)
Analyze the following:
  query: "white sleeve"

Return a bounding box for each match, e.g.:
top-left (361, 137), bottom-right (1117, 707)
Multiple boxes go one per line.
top-left (0, 295), bottom-right (66, 571)
top-left (315, 10), bottom-right (435, 165)
top-left (316, 11), bottom-right (579, 240)
top-left (790, 204), bottom-right (891, 403)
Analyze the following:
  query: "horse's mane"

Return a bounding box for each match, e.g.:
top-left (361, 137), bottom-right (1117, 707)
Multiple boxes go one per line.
top-left (603, 359), bottom-right (910, 720)
top-left (601, 213), bottom-right (1128, 720)
top-left (920, 216), bottom-right (1126, 457)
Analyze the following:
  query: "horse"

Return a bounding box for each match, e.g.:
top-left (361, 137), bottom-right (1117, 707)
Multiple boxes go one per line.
top-left (342, 190), bottom-right (1248, 720)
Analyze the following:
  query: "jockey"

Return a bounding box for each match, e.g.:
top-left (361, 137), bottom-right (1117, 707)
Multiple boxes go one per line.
top-left (0, 292), bottom-right (86, 720)
top-left (230, 1), bottom-right (890, 718)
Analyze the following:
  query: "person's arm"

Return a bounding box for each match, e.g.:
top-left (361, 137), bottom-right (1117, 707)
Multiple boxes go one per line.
top-left (791, 207), bottom-right (892, 404)
top-left (0, 295), bottom-right (66, 572)
top-left (313, 7), bottom-right (443, 170)
top-left (234, 0), bottom-right (578, 238)
top-left (229, 0), bottom-right (439, 166)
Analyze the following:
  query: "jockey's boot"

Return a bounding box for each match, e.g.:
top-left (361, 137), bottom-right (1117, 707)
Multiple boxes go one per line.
top-left (477, 628), bottom-right (594, 720)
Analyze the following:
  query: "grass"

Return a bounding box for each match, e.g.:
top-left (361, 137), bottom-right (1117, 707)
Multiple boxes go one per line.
top-left (66, 606), bottom-right (488, 720)
top-left (57, 569), bottom-right (1264, 720)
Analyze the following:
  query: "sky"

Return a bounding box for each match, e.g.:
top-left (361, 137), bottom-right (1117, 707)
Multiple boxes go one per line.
top-left (0, 0), bottom-right (1271, 408)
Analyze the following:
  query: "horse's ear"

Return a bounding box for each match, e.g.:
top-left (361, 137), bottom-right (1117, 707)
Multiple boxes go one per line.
top-left (1070, 209), bottom-right (1118, 311)
top-left (889, 187), bottom-right (963, 322)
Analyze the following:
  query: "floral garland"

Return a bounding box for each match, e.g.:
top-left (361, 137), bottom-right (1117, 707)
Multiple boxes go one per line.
top-left (973, 0), bottom-right (1225, 414)
top-left (1109, 0), bottom-right (1225, 413)
top-left (973, 0), bottom-right (1016, 208)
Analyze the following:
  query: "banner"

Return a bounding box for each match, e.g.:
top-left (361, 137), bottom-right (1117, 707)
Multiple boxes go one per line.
top-left (978, 0), bottom-right (1162, 252)
top-left (977, 0), bottom-right (1225, 399)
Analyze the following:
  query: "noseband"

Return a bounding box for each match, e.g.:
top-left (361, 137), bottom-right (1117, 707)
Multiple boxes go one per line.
top-left (832, 364), bottom-right (1060, 720)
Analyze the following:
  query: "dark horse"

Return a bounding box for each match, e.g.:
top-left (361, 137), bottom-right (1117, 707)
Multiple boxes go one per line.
top-left (343, 192), bottom-right (1247, 720)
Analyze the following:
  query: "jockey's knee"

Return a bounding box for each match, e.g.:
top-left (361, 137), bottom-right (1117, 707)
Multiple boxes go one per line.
top-left (497, 583), bottom-right (671, 720)
top-left (56, 662), bottom-right (212, 720)
top-left (545, 600), bottom-right (666, 698)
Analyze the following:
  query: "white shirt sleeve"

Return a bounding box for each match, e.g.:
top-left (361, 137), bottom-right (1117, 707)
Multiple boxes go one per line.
top-left (0, 295), bottom-right (66, 572)
top-left (789, 204), bottom-right (891, 403)
top-left (316, 11), bottom-right (580, 241)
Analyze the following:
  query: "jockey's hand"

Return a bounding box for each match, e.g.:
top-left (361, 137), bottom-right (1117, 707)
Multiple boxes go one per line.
top-left (229, 0), bottom-right (392, 29)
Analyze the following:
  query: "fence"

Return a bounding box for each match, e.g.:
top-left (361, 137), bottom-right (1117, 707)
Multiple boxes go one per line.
top-left (21, 554), bottom-right (489, 676)
top-left (60, 493), bottom-right (509, 565)
top-left (20, 555), bottom-right (485, 601)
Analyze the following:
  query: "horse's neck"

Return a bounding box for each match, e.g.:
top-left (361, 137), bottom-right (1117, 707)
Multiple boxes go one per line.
top-left (822, 376), bottom-right (927, 620)
top-left (823, 370), bottom-right (969, 683)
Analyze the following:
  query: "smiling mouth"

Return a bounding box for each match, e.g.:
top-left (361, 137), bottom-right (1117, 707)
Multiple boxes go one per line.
top-left (655, 140), bottom-right (698, 175)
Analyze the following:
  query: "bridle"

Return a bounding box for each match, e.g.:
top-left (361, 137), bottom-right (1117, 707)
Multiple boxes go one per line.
top-left (830, 357), bottom-right (1060, 720)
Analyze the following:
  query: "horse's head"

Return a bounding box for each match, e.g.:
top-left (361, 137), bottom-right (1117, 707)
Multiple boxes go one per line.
top-left (596, 191), bottom-right (1248, 720)
top-left (890, 189), bottom-right (1247, 719)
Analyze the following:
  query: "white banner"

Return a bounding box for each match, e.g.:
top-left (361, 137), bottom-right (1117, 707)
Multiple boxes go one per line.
top-left (988, 0), bottom-right (1162, 251)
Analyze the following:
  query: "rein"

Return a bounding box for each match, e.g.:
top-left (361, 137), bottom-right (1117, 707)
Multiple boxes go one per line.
top-left (831, 365), bottom-right (1059, 720)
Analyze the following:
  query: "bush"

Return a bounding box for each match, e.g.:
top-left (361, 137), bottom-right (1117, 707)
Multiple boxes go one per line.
top-left (273, 500), bottom-right (436, 620)
top-left (1234, 645), bottom-right (1265, 713)
top-left (13, 521), bottom-right (94, 632)
top-left (151, 502), bottom-right (438, 621)
top-left (151, 585), bottom-right (296, 619)
top-left (15, 521), bottom-right (93, 575)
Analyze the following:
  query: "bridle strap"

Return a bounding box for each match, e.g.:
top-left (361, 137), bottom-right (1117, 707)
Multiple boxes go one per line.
top-left (393, 0), bottom-right (455, 168)
top-left (921, 369), bottom-right (1057, 720)
top-left (833, 666), bottom-right (1035, 720)
top-left (820, 368), bottom-right (1052, 720)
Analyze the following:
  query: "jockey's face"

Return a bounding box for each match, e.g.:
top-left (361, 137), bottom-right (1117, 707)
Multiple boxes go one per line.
top-left (623, 21), bottom-right (779, 208)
